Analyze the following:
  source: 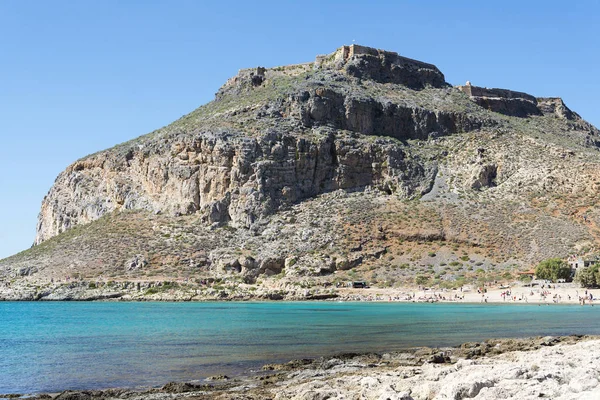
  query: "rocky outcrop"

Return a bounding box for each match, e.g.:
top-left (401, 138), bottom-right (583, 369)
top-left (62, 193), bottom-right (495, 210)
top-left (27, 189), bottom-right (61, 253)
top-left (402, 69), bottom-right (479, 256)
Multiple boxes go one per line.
top-left (220, 44), bottom-right (447, 99)
top-left (35, 45), bottom-right (467, 245)
top-left (289, 88), bottom-right (486, 139)
top-left (35, 131), bottom-right (438, 244)
top-left (331, 44), bottom-right (447, 89)
top-left (469, 164), bottom-right (497, 190)
top-left (457, 84), bottom-right (587, 122)
top-left (537, 97), bottom-right (576, 120)
top-left (124, 254), bottom-right (147, 272)
top-left (261, 337), bottom-right (600, 400)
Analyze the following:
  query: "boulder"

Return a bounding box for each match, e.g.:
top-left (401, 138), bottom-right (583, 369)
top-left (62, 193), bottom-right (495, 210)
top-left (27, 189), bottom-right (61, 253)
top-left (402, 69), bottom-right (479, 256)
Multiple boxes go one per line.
top-left (335, 255), bottom-right (363, 271)
top-left (161, 382), bottom-right (209, 393)
top-left (260, 257), bottom-right (285, 276)
top-left (125, 254), bottom-right (147, 271)
top-left (15, 266), bottom-right (38, 277)
top-left (469, 164), bottom-right (497, 190)
top-left (219, 259), bottom-right (241, 274)
top-left (239, 256), bottom-right (258, 273)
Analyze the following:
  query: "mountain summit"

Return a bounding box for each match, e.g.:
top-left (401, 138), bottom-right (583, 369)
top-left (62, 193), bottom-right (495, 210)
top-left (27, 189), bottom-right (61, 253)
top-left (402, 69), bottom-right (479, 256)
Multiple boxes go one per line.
top-left (2, 45), bottom-right (600, 300)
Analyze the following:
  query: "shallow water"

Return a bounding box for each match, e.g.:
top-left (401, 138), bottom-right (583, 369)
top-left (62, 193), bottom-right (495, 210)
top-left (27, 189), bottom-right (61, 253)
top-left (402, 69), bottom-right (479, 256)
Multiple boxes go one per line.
top-left (1, 301), bottom-right (599, 394)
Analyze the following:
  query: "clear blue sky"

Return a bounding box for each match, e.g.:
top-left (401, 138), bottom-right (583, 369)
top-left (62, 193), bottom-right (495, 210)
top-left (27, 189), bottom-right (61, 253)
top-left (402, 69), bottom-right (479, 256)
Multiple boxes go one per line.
top-left (1, 1), bottom-right (599, 259)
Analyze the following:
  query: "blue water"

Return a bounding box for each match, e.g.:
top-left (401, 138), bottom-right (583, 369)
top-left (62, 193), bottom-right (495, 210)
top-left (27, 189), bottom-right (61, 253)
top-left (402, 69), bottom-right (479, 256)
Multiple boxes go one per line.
top-left (1, 301), bottom-right (600, 394)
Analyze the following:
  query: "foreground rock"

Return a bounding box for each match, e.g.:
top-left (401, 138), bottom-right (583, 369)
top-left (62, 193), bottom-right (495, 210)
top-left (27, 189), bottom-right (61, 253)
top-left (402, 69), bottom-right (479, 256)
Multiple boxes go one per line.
top-left (261, 336), bottom-right (600, 400)
top-left (18, 336), bottom-right (600, 400)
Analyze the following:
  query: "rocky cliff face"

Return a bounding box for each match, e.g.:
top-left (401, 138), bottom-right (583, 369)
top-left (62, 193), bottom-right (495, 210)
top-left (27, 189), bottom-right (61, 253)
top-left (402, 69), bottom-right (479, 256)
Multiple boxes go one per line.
top-left (34, 45), bottom-right (484, 244)
top-left (34, 129), bottom-right (441, 244)
top-left (35, 45), bottom-right (599, 246)
top-left (4, 44), bottom-right (600, 300)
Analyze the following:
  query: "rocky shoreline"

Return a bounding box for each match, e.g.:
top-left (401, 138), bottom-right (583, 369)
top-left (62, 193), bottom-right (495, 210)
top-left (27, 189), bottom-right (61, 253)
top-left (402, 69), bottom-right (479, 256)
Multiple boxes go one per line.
top-left (7, 335), bottom-right (600, 400)
top-left (0, 280), bottom-right (332, 301)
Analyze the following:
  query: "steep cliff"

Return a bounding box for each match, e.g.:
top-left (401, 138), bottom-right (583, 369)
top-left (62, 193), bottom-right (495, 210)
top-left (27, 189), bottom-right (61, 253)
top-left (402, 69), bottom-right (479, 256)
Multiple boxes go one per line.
top-left (2, 45), bottom-right (600, 300)
top-left (34, 45), bottom-right (491, 244)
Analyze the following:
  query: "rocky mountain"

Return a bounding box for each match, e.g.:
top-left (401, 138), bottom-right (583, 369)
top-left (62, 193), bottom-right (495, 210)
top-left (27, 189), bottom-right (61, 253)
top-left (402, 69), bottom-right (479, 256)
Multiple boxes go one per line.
top-left (2, 44), bottom-right (600, 300)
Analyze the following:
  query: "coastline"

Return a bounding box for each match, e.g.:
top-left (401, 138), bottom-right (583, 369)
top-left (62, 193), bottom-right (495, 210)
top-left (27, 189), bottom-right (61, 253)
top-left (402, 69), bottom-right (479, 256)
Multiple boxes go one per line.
top-left (0, 280), bottom-right (597, 305)
top-left (9, 335), bottom-right (600, 400)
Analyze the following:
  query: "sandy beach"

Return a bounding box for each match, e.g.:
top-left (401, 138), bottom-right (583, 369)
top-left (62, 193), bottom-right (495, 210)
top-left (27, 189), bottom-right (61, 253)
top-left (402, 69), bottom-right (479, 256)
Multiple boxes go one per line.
top-left (334, 283), bottom-right (598, 305)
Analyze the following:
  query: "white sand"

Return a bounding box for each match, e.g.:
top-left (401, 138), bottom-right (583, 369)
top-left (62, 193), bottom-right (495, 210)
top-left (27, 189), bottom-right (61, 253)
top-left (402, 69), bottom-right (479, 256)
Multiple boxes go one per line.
top-left (335, 284), bottom-right (598, 305)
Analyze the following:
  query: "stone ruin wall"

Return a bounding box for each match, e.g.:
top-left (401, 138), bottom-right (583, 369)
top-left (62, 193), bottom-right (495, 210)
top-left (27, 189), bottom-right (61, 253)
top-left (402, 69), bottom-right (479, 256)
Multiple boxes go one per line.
top-left (217, 44), bottom-right (447, 105)
top-left (340, 44), bottom-right (440, 70)
top-left (457, 85), bottom-right (537, 103)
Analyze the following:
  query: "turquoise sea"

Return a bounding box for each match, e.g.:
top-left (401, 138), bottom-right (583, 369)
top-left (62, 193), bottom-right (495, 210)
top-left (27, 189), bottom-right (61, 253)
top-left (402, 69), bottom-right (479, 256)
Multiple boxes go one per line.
top-left (1, 301), bottom-right (600, 394)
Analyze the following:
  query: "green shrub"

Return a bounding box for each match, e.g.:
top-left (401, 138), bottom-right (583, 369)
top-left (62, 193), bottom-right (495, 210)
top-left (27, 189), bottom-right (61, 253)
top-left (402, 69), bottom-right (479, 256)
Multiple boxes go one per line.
top-left (519, 274), bottom-right (532, 283)
top-left (575, 264), bottom-right (600, 288)
top-left (535, 258), bottom-right (571, 283)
